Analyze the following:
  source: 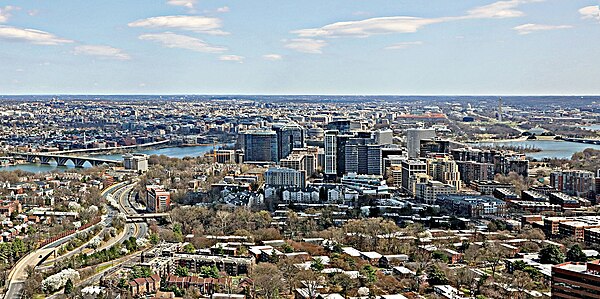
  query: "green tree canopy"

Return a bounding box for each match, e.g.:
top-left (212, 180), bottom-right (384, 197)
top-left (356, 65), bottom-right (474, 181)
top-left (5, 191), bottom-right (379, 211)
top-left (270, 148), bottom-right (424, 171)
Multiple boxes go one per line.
top-left (566, 244), bottom-right (587, 262)
top-left (539, 245), bottom-right (565, 264)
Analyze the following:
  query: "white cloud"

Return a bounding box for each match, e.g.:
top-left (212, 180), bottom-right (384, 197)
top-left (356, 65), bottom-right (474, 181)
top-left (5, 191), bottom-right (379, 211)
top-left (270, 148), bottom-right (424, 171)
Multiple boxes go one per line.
top-left (167, 0), bottom-right (196, 10)
top-left (291, 0), bottom-right (542, 40)
top-left (579, 5), bottom-right (599, 21)
top-left (219, 55), bottom-right (244, 63)
top-left (216, 6), bottom-right (230, 13)
top-left (74, 45), bottom-right (131, 60)
top-left (0, 25), bottom-right (73, 45)
top-left (513, 23), bottom-right (572, 35)
top-left (384, 41), bottom-right (423, 50)
top-left (284, 38), bottom-right (327, 54)
top-left (0, 6), bottom-right (19, 23)
top-left (293, 17), bottom-right (442, 38)
top-left (139, 32), bottom-right (227, 53)
top-left (262, 54), bottom-right (283, 61)
top-left (465, 0), bottom-right (543, 19)
top-left (128, 15), bottom-right (228, 35)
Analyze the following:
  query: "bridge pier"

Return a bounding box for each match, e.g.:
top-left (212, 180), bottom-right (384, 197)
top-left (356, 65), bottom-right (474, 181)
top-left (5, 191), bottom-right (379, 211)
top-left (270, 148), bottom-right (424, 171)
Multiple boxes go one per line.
top-left (39, 156), bottom-right (52, 165)
top-left (73, 158), bottom-right (87, 168)
top-left (26, 155), bottom-right (36, 163)
top-left (56, 157), bottom-right (70, 166)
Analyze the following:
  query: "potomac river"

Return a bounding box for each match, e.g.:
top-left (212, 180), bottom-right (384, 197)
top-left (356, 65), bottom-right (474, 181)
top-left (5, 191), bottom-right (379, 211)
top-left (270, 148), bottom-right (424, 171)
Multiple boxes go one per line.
top-left (476, 140), bottom-right (600, 160)
top-left (1, 144), bottom-right (220, 173)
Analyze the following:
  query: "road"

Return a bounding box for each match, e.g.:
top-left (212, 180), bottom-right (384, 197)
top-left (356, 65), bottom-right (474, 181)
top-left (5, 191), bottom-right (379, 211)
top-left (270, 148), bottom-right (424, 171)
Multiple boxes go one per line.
top-left (3, 182), bottom-right (146, 299)
top-left (38, 183), bottom-right (130, 269)
top-left (3, 214), bottom-right (102, 299)
top-left (87, 182), bottom-right (148, 254)
top-left (46, 182), bottom-right (149, 298)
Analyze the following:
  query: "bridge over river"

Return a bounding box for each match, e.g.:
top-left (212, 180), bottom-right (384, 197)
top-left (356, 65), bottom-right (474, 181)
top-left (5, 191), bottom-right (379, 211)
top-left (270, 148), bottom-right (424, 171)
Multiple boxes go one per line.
top-left (9, 152), bottom-right (122, 167)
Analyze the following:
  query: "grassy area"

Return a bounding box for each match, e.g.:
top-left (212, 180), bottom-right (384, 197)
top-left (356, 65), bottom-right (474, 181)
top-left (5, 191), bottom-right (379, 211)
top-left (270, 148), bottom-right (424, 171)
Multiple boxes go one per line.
top-left (33, 294), bottom-right (46, 299)
top-left (95, 263), bottom-right (114, 273)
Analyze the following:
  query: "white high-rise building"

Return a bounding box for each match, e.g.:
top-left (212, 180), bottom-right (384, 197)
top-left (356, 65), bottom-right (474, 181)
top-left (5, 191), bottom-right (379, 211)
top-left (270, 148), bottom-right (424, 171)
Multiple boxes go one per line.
top-left (374, 129), bottom-right (393, 145)
top-left (123, 153), bottom-right (149, 173)
top-left (406, 128), bottom-right (436, 158)
top-left (324, 130), bottom-right (338, 176)
top-left (264, 167), bottom-right (306, 189)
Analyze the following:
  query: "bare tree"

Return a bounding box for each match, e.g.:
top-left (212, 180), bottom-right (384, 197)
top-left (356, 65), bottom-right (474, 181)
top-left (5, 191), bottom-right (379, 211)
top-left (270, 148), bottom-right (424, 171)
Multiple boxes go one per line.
top-left (251, 263), bottom-right (286, 299)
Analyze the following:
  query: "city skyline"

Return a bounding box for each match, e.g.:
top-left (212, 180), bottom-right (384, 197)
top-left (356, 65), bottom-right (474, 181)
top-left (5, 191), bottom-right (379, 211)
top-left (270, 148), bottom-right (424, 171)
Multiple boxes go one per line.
top-left (1, 0), bottom-right (599, 95)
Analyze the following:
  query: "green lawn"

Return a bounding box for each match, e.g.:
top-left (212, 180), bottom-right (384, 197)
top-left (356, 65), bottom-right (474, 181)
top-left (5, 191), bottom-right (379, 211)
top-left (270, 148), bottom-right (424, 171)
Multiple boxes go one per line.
top-left (95, 263), bottom-right (114, 273)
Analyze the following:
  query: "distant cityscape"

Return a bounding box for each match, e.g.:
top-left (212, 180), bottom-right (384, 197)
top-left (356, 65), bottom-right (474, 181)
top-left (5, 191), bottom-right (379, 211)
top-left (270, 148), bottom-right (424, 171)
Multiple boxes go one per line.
top-left (0, 95), bottom-right (598, 299)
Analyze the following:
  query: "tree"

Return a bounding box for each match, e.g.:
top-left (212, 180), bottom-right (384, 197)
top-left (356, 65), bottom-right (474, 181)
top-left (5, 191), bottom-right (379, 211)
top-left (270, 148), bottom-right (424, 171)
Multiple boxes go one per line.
top-left (331, 273), bottom-right (356, 298)
top-left (432, 251), bottom-right (450, 263)
top-left (361, 265), bottom-right (377, 285)
top-left (200, 265), bottom-right (219, 278)
top-left (520, 241), bottom-right (540, 253)
top-left (453, 267), bottom-right (477, 295)
top-left (566, 244), bottom-right (587, 262)
top-left (427, 264), bottom-right (448, 285)
top-left (482, 243), bottom-right (506, 277)
top-left (149, 233), bottom-right (160, 245)
top-left (518, 227), bottom-right (545, 240)
top-left (293, 270), bottom-right (323, 299)
top-left (311, 257), bottom-right (325, 272)
top-left (506, 271), bottom-right (535, 299)
top-left (176, 266), bottom-right (189, 277)
top-left (539, 245), bottom-right (565, 264)
top-left (64, 278), bottom-right (74, 294)
top-left (251, 263), bottom-right (286, 299)
top-left (183, 243), bottom-right (196, 254)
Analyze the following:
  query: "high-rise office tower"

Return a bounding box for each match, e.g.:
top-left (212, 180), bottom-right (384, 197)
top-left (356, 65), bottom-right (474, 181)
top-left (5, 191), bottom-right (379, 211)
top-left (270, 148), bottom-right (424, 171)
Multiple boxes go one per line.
top-left (272, 123), bottom-right (305, 161)
top-left (406, 128), bottom-right (436, 158)
top-left (243, 130), bottom-right (278, 163)
top-left (324, 130), bottom-right (338, 177)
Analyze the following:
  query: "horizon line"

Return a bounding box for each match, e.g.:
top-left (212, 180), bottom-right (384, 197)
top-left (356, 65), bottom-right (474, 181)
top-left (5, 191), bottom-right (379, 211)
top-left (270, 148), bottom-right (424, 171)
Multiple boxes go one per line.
top-left (0, 93), bottom-right (598, 97)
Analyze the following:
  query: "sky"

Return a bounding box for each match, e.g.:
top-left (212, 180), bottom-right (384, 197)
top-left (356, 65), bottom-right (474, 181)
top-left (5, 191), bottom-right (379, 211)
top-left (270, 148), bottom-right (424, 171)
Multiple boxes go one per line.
top-left (0, 0), bottom-right (599, 95)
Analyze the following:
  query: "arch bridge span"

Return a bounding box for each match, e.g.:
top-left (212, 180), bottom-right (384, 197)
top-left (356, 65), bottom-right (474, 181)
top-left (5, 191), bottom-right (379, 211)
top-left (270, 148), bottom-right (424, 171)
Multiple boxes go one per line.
top-left (10, 152), bottom-right (122, 168)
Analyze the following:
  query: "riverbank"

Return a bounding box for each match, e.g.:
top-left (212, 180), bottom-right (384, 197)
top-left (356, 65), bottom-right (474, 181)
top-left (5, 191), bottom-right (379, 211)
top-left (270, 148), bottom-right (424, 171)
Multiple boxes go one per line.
top-left (476, 139), bottom-right (600, 160)
top-left (0, 144), bottom-right (225, 173)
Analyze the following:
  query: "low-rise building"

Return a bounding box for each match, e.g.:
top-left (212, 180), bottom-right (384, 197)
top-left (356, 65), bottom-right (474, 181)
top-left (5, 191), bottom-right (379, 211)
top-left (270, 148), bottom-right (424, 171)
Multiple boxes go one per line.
top-left (436, 195), bottom-right (507, 218)
top-left (552, 260), bottom-right (600, 299)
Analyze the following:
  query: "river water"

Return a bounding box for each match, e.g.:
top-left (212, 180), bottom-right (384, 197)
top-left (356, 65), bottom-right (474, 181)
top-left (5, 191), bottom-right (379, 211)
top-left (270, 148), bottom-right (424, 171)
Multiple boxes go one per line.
top-left (1, 145), bottom-right (220, 173)
top-left (477, 140), bottom-right (600, 160)
top-left (4, 139), bottom-right (599, 173)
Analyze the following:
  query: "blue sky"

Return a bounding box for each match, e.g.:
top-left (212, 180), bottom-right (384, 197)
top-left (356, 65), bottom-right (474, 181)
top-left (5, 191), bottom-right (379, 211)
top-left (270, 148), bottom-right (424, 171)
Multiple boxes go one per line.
top-left (0, 0), bottom-right (599, 95)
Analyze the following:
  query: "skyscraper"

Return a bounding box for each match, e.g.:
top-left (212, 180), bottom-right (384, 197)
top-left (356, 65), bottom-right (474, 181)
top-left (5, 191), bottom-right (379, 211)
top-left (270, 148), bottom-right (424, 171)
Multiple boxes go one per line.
top-left (324, 130), bottom-right (338, 177)
top-left (272, 124), bottom-right (305, 161)
top-left (243, 130), bottom-right (278, 163)
top-left (406, 128), bottom-right (436, 158)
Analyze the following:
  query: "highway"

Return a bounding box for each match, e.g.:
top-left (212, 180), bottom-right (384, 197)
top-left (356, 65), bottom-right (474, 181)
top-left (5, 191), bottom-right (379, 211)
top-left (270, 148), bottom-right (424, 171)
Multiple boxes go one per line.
top-left (91, 182), bottom-right (148, 254)
top-left (3, 214), bottom-right (102, 299)
top-left (45, 182), bottom-right (149, 298)
top-left (2, 182), bottom-right (147, 299)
